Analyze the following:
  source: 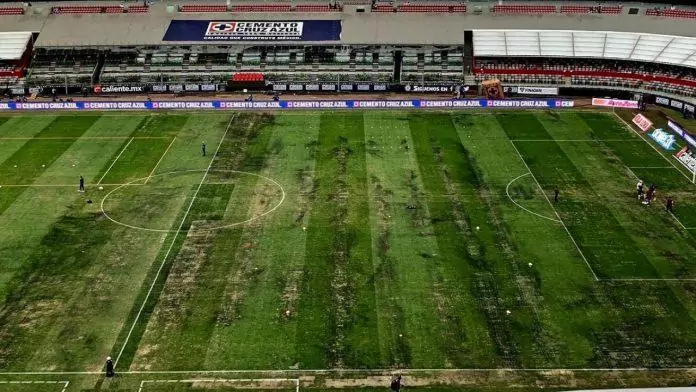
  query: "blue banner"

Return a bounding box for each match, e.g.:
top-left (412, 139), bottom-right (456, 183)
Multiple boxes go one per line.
top-left (0, 99), bottom-right (575, 111)
top-left (163, 20), bottom-right (342, 42)
top-left (648, 128), bottom-right (677, 151)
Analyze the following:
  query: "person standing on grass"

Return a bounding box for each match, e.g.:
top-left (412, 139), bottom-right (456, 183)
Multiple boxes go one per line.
top-left (553, 188), bottom-right (559, 203)
top-left (390, 375), bottom-right (402, 392)
top-left (637, 180), bottom-right (644, 200)
top-left (105, 356), bottom-right (114, 377)
top-left (666, 196), bottom-right (675, 213)
top-left (202, 141), bottom-right (206, 157)
top-left (79, 175), bottom-right (85, 192)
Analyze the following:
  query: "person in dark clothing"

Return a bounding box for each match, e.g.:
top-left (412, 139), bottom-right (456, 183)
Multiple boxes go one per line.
top-left (666, 196), bottom-right (675, 213)
top-left (636, 180), bottom-right (644, 200)
top-left (553, 188), bottom-right (559, 203)
top-left (202, 142), bottom-right (206, 156)
top-left (79, 175), bottom-right (85, 192)
top-left (105, 356), bottom-right (114, 377)
top-left (390, 375), bottom-right (402, 392)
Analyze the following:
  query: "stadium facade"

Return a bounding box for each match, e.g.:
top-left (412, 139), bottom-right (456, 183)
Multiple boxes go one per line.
top-left (0, 0), bottom-right (695, 113)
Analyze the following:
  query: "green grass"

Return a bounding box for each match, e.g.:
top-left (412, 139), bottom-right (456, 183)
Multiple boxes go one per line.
top-left (4, 109), bottom-right (696, 390)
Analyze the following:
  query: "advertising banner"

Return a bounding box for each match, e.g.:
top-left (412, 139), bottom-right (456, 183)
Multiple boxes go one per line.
top-left (654, 95), bottom-right (696, 114)
top-left (675, 146), bottom-right (696, 173)
top-left (0, 99), bottom-right (576, 111)
top-left (516, 86), bottom-right (559, 96)
top-left (632, 113), bottom-right (653, 132)
top-left (93, 85), bottom-right (145, 94)
top-left (404, 85), bottom-right (454, 93)
top-left (668, 119), bottom-right (696, 149)
top-left (648, 128), bottom-right (677, 151)
top-left (592, 98), bottom-right (639, 108)
top-left (163, 20), bottom-right (342, 42)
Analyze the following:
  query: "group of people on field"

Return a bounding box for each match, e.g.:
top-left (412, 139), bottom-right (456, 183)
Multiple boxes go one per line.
top-left (636, 180), bottom-right (674, 213)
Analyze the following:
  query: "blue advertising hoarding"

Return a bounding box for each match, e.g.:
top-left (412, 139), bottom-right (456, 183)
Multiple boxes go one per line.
top-left (0, 99), bottom-right (575, 111)
top-left (163, 20), bottom-right (342, 42)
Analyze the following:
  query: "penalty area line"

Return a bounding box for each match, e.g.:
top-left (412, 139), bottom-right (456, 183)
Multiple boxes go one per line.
top-left (0, 380), bottom-right (70, 392)
top-left (97, 137), bottom-right (134, 185)
top-left (509, 140), bottom-right (600, 282)
top-left (144, 137), bottom-right (176, 185)
top-left (113, 114), bottom-right (235, 369)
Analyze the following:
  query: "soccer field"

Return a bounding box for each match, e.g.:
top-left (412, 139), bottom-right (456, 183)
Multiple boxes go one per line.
top-left (1, 109), bottom-right (696, 390)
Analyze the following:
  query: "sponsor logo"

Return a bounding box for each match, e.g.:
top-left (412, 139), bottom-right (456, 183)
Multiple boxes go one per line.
top-left (632, 113), bottom-right (653, 132)
top-left (289, 84), bottom-right (303, 91)
top-left (93, 85), bottom-right (144, 94)
top-left (517, 86), bottom-right (559, 96)
top-left (373, 84), bottom-right (387, 91)
top-left (205, 21), bottom-right (303, 41)
top-left (201, 84), bottom-right (216, 92)
top-left (305, 84), bottom-right (319, 91)
top-left (152, 101), bottom-right (215, 109)
top-left (353, 101), bottom-right (414, 108)
top-left (320, 84), bottom-right (336, 91)
top-left (686, 104), bottom-right (695, 113)
top-left (340, 84), bottom-right (353, 91)
top-left (83, 102), bottom-right (148, 110)
top-left (168, 85), bottom-right (184, 92)
top-left (591, 98), bottom-right (638, 109)
top-left (151, 85), bottom-right (167, 92)
top-left (676, 147), bottom-right (696, 172)
top-left (357, 84), bottom-right (370, 91)
top-left (405, 85), bottom-right (453, 93)
top-left (286, 101), bottom-right (348, 109)
top-left (671, 100), bottom-right (684, 110)
top-left (649, 128), bottom-right (677, 151)
top-left (185, 84), bottom-right (200, 91)
top-left (656, 96), bottom-right (670, 105)
top-left (273, 84), bottom-right (287, 91)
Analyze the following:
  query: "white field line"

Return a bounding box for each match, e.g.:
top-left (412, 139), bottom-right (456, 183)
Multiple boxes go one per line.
top-left (612, 112), bottom-right (693, 183)
top-left (509, 140), bottom-right (600, 282)
top-left (0, 380), bottom-right (70, 392)
top-left (610, 278), bottom-right (696, 282)
top-left (97, 137), bottom-right (134, 185)
top-left (6, 367), bottom-right (696, 376)
top-left (0, 183), bottom-right (141, 188)
top-left (512, 139), bottom-right (626, 142)
top-left (628, 166), bottom-right (674, 169)
top-left (505, 173), bottom-right (562, 223)
top-left (113, 115), bottom-right (235, 369)
top-left (0, 136), bottom-right (168, 140)
top-left (144, 137), bottom-right (176, 185)
top-left (138, 378), bottom-right (299, 392)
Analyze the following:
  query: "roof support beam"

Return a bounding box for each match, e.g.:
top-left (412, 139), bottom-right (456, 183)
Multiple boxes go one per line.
top-left (537, 31), bottom-right (542, 56)
top-left (652, 36), bottom-right (675, 62)
top-left (628, 35), bottom-right (641, 59)
top-left (503, 31), bottom-right (509, 56)
top-left (601, 33), bottom-right (608, 58)
top-left (571, 31), bottom-right (575, 57)
top-left (682, 47), bottom-right (696, 66)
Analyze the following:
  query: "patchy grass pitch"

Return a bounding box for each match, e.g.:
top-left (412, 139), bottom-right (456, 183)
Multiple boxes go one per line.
top-left (1, 109), bottom-right (696, 391)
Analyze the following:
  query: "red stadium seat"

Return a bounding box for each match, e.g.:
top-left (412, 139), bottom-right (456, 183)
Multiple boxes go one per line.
top-left (0, 7), bottom-right (24, 15)
top-left (398, 4), bottom-right (466, 12)
top-left (560, 5), bottom-right (590, 13)
top-left (492, 5), bottom-right (556, 14)
top-left (294, 5), bottom-right (334, 12)
top-left (231, 4), bottom-right (292, 12)
top-left (231, 73), bottom-right (265, 82)
top-left (127, 6), bottom-right (149, 13)
top-left (372, 5), bottom-right (394, 12)
top-left (646, 8), bottom-right (696, 19)
top-left (52, 6), bottom-right (104, 14)
top-left (180, 4), bottom-right (227, 12)
top-left (599, 6), bottom-right (621, 14)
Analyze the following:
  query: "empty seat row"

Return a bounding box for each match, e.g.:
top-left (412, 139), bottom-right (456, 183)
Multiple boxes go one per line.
top-left (560, 5), bottom-right (590, 13)
top-left (231, 5), bottom-right (292, 12)
top-left (52, 5), bottom-right (149, 14)
top-left (372, 4), bottom-right (465, 12)
top-left (0, 7), bottom-right (24, 15)
top-left (231, 72), bottom-right (264, 82)
top-left (180, 4), bottom-right (228, 12)
top-left (646, 8), bottom-right (696, 18)
top-left (492, 5), bottom-right (556, 14)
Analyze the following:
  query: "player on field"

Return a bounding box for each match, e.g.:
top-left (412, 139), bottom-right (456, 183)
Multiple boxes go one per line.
top-left (79, 175), bottom-right (85, 192)
top-left (553, 188), bottom-right (559, 203)
top-left (202, 142), bottom-right (206, 156)
top-left (666, 196), bottom-right (675, 213)
top-left (636, 180), bottom-right (644, 200)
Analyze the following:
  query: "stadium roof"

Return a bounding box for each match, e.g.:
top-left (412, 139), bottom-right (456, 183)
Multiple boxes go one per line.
top-left (473, 30), bottom-right (696, 68)
top-left (0, 32), bottom-right (31, 60)
top-left (28, 9), bottom-right (696, 48)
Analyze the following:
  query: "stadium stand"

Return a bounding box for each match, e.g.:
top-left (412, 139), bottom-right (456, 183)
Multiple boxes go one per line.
top-left (230, 4), bottom-right (292, 12)
top-left (232, 72), bottom-right (264, 82)
top-left (179, 4), bottom-right (228, 12)
top-left (492, 5), bottom-right (556, 14)
top-left (646, 8), bottom-right (696, 19)
top-left (560, 5), bottom-right (591, 13)
top-left (398, 5), bottom-right (466, 13)
top-left (52, 5), bottom-right (149, 14)
top-left (0, 7), bottom-right (24, 15)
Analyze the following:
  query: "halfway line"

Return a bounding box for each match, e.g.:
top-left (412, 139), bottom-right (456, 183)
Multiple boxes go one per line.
top-left (144, 137), bottom-right (176, 185)
top-left (97, 137), bottom-right (134, 185)
top-left (113, 115), bottom-right (235, 368)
